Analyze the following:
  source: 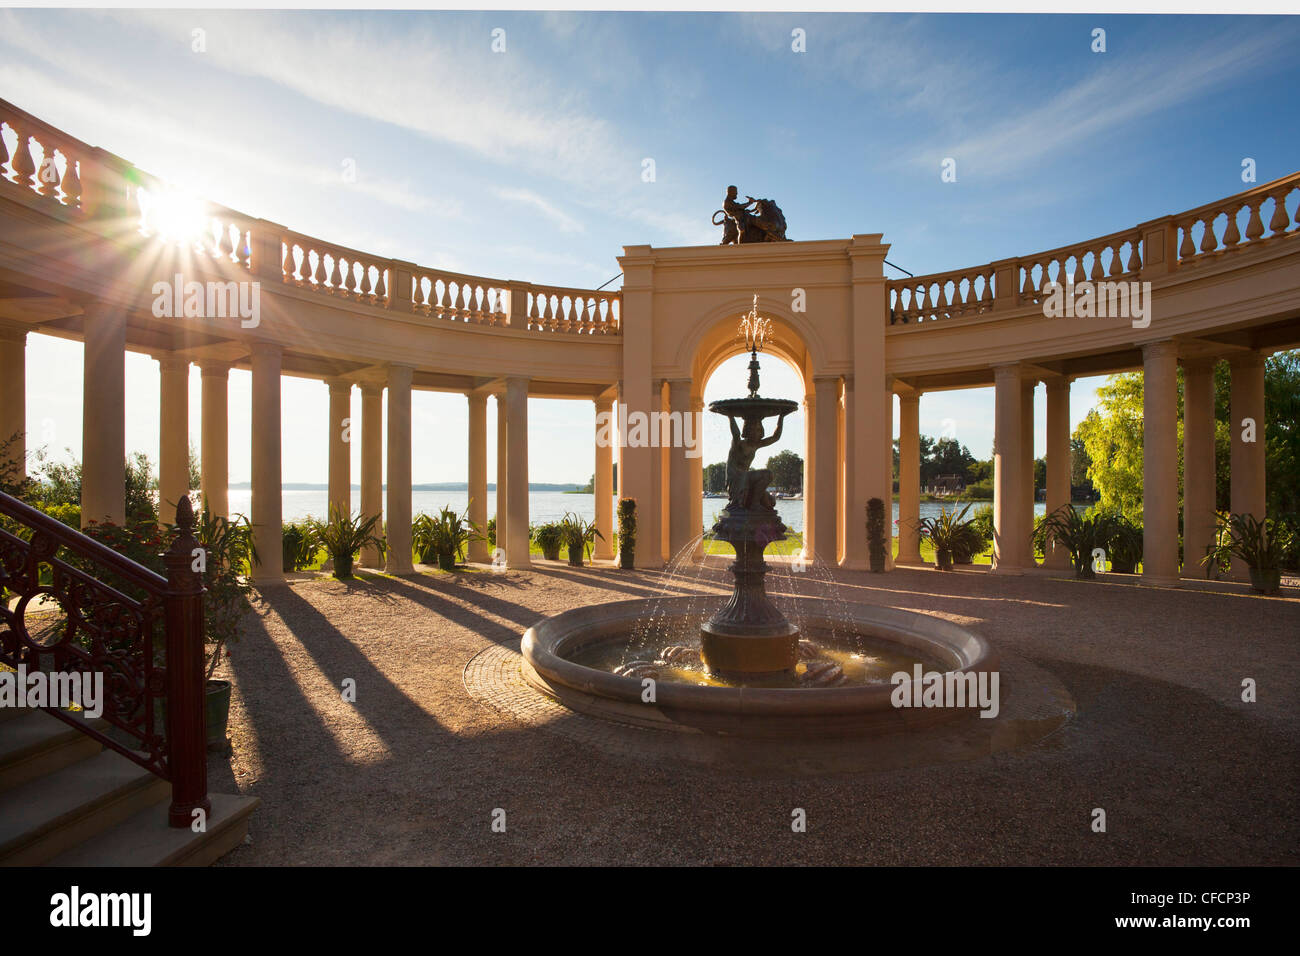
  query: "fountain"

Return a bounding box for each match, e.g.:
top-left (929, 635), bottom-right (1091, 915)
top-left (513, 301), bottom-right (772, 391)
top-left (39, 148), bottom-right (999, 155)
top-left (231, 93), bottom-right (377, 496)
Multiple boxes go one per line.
top-left (520, 297), bottom-right (998, 736)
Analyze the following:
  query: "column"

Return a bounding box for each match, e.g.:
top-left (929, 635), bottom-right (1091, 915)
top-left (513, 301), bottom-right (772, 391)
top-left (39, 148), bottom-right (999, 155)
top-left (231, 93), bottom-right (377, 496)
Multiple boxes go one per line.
top-left (249, 343), bottom-right (283, 584)
top-left (0, 328), bottom-right (27, 484)
top-left (495, 392), bottom-right (508, 558)
top-left (896, 390), bottom-right (922, 564)
top-left (845, 235), bottom-right (891, 570)
top-left (689, 394), bottom-right (704, 561)
top-left (1021, 378), bottom-right (1037, 567)
top-left (837, 380), bottom-right (846, 563)
top-left (81, 301), bottom-right (126, 527)
top-left (1141, 340), bottom-right (1180, 584)
top-left (814, 375), bottom-right (841, 565)
top-left (1229, 351), bottom-right (1267, 580)
top-left (199, 362), bottom-right (230, 518)
top-left (326, 377), bottom-right (351, 518)
top-left (157, 354), bottom-right (190, 520)
top-left (841, 376), bottom-right (867, 567)
top-left (1043, 376), bottom-right (1073, 570)
top-left (504, 377), bottom-right (530, 569)
top-left (467, 391), bottom-right (490, 562)
top-left (1182, 358), bottom-right (1218, 576)
top-left (667, 379), bottom-right (693, 561)
top-left (803, 386), bottom-right (815, 558)
top-left (385, 365), bottom-right (413, 574)
top-left (593, 397), bottom-right (614, 560)
top-left (359, 382), bottom-right (383, 568)
top-left (992, 364), bottom-right (1026, 572)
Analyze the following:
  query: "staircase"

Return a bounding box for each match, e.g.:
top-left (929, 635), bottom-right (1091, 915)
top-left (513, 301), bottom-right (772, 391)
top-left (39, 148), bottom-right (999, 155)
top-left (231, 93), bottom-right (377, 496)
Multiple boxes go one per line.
top-left (0, 703), bottom-right (258, 866)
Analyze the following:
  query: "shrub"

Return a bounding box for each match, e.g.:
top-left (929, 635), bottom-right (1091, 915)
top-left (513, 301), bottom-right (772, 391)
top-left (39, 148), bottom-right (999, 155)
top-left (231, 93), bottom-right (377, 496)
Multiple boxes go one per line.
top-left (617, 498), bottom-right (636, 569)
top-left (532, 522), bottom-right (565, 560)
top-left (1039, 504), bottom-right (1114, 579)
top-left (560, 512), bottom-right (603, 566)
top-left (917, 504), bottom-right (974, 570)
top-left (866, 498), bottom-right (887, 572)
top-left (310, 506), bottom-right (384, 579)
top-left (281, 520), bottom-right (315, 572)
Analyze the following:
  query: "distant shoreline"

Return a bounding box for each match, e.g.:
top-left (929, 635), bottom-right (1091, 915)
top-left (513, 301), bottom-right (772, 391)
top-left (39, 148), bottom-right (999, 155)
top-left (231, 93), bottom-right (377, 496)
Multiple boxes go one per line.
top-left (227, 482), bottom-right (582, 492)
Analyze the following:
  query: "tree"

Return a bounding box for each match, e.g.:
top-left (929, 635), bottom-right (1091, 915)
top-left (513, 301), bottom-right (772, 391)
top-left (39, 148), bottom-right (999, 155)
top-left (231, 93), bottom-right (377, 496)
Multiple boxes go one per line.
top-left (1073, 372), bottom-right (1158, 522)
top-left (188, 442), bottom-right (202, 493)
top-left (1069, 437), bottom-right (1093, 498)
top-left (703, 462), bottom-right (727, 494)
top-left (766, 450), bottom-right (803, 494)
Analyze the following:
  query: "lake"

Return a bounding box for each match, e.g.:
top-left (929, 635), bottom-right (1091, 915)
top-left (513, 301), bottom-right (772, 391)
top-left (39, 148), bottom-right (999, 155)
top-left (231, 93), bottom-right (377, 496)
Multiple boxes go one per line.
top-left (227, 489), bottom-right (1053, 534)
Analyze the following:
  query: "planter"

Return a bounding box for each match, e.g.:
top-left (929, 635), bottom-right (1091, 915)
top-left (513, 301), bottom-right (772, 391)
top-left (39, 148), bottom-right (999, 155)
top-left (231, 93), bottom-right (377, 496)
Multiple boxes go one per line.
top-left (437, 550), bottom-right (457, 572)
top-left (206, 679), bottom-right (232, 752)
top-left (541, 544), bottom-right (562, 561)
top-left (1249, 567), bottom-right (1281, 595)
top-left (333, 552), bottom-right (354, 579)
top-left (951, 547), bottom-right (974, 565)
top-left (1110, 558), bottom-right (1137, 574)
top-left (934, 548), bottom-right (953, 571)
top-left (567, 543), bottom-right (585, 567)
top-left (618, 549), bottom-right (635, 569)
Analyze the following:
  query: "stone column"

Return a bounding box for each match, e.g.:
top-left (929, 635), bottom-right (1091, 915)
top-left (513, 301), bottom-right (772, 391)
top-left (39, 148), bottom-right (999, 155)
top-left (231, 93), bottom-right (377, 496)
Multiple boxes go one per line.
top-left (845, 234), bottom-right (891, 570)
top-left (249, 343), bottom-right (284, 584)
top-left (667, 379), bottom-right (693, 562)
top-left (467, 391), bottom-right (490, 562)
top-left (157, 354), bottom-right (190, 520)
top-left (802, 386), bottom-right (815, 559)
top-left (837, 381), bottom-right (846, 564)
top-left (1043, 376), bottom-right (1073, 570)
top-left (199, 362), bottom-right (230, 518)
top-left (1021, 378), bottom-right (1038, 567)
top-left (495, 392), bottom-right (508, 559)
top-left (0, 328), bottom-right (26, 484)
top-left (1229, 351), bottom-right (1267, 581)
top-left (690, 394), bottom-right (704, 561)
top-left (326, 378), bottom-right (351, 518)
top-left (840, 376), bottom-right (865, 567)
top-left (385, 365), bottom-right (413, 574)
top-left (81, 301), bottom-right (126, 527)
top-left (992, 364), bottom-right (1026, 572)
top-left (896, 390), bottom-right (922, 564)
top-left (359, 382), bottom-right (383, 568)
top-left (1142, 340), bottom-right (1180, 584)
top-left (504, 377), bottom-right (531, 569)
top-left (814, 375), bottom-right (841, 566)
top-left (1182, 358), bottom-right (1218, 576)
top-left (593, 397), bottom-right (614, 560)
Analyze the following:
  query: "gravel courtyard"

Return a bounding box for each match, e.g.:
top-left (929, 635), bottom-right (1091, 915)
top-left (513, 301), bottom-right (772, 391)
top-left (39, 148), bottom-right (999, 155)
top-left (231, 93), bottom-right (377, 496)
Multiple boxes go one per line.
top-left (210, 563), bottom-right (1299, 866)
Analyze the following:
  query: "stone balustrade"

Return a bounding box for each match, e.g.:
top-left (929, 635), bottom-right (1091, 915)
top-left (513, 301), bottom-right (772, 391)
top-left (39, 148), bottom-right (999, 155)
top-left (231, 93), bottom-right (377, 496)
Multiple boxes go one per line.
top-left (1174, 178), bottom-right (1299, 266)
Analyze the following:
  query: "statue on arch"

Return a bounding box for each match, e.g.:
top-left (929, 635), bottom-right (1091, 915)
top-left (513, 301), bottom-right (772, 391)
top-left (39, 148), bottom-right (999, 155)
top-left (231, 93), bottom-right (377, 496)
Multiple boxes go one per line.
top-left (713, 186), bottom-right (790, 244)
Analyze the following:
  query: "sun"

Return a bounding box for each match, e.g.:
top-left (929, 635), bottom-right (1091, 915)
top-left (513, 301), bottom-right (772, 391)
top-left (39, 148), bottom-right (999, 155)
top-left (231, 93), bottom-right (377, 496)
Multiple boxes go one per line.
top-left (143, 187), bottom-right (211, 245)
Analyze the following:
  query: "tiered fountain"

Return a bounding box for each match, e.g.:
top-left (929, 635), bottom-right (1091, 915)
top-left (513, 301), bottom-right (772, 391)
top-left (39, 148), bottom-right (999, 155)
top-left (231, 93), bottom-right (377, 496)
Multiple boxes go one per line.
top-left (521, 298), bottom-right (997, 736)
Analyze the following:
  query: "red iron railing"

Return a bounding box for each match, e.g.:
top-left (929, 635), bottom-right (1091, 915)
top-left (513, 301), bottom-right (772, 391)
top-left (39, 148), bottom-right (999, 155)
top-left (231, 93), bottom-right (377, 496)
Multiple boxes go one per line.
top-left (0, 492), bottom-right (209, 827)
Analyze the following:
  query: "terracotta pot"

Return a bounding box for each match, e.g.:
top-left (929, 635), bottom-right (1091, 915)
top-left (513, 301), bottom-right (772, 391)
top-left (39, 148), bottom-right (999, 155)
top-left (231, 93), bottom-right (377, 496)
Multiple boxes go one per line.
top-left (1249, 567), bottom-right (1281, 595)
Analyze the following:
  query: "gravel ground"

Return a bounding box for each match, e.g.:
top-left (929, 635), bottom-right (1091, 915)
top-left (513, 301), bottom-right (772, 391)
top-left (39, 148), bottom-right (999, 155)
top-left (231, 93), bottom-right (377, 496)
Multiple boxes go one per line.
top-left (210, 562), bottom-right (1299, 866)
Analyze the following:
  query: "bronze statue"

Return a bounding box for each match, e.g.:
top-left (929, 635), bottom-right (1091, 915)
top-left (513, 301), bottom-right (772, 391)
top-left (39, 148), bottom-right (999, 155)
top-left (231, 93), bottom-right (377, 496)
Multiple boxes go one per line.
top-left (723, 411), bottom-right (787, 510)
top-left (713, 185), bottom-right (790, 244)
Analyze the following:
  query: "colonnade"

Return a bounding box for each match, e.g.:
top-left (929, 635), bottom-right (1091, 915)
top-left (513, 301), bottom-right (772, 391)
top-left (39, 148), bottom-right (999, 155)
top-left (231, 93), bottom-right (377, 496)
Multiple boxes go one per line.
top-left (893, 346), bottom-right (1269, 581)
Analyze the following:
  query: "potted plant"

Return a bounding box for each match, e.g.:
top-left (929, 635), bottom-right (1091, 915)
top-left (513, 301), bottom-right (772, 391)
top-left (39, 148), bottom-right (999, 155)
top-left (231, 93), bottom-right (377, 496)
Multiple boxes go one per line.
top-left (1202, 512), bottom-right (1292, 595)
top-left (281, 520), bottom-right (315, 572)
top-left (309, 505), bottom-right (384, 579)
top-left (1107, 515), bottom-right (1143, 574)
top-left (412, 512), bottom-right (440, 566)
top-left (560, 512), bottom-right (604, 567)
top-left (617, 498), bottom-right (636, 569)
top-left (1038, 505), bottom-right (1115, 579)
top-left (866, 497), bottom-right (887, 572)
top-left (950, 516), bottom-right (988, 565)
top-left (917, 503), bottom-right (974, 571)
top-left (532, 521), bottom-right (565, 561)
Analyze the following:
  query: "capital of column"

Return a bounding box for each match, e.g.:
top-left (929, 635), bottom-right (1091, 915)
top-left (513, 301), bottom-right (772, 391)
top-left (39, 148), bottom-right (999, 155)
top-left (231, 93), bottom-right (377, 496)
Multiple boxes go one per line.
top-left (199, 360), bottom-right (232, 378)
top-left (993, 363), bottom-right (1023, 385)
top-left (325, 376), bottom-right (352, 395)
top-left (359, 381), bottom-right (383, 398)
top-left (1141, 339), bottom-right (1179, 362)
top-left (1044, 375), bottom-right (1072, 394)
top-left (153, 352), bottom-right (190, 374)
top-left (0, 325), bottom-right (28, 344)
top-left (1227, 349), bottom-right (1265, 371)
top-left (1181, 355), bottom-right (1218, 374)
top-left (249, 341), bottom-right (283, 360)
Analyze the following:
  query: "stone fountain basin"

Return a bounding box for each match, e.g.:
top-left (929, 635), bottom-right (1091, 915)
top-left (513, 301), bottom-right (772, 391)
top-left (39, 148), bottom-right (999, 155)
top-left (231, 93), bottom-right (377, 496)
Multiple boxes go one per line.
top-left (521, 596), bottom-right (999, 737)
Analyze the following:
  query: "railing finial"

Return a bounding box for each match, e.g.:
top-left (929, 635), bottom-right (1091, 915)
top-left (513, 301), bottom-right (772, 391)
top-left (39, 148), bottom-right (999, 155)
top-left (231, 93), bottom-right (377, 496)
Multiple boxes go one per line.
top-left (175, 493), bottom-right (194, 532)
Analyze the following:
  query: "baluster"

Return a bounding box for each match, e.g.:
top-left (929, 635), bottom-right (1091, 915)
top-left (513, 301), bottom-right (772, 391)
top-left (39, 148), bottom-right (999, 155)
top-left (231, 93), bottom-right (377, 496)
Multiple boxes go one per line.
top-left (221, 223), bottom-right (236, 261)
top-left (1244, 200), bottom-right (1264, 241)
top-left (1178, 222), bottom-right (1197, 259)
top-left (1089, 247), bottom-right (1103, 280)
top-left (1021, 264), bottom-right (1035, 299)
top-left (1070, 254), bottom-right (1084, 285)
top-left (547, 296), bottom-right (561, 332)
top-left (352, 261), bottom-right (366, 296)
top-left (1268, 189), bottom-right (1291, 235)
top-left (0, 126), bottom-right (9, 179)
top-left (1222, 205), bottom-right (1241, 247)
top-left (281, 242), bottom-right (291, 280)
top-left (918, 283), bottom-right (932, 321)
top-left (309, 250), bottom-right (322, 287)
top-left (376, 267), bottom-right (387, 301)
top-left (1108, 244), bottom-right (1124, 276)
top-left (13, 130), bottom-right (37, 191)
top-left (1127, 238), bottom-right (1142, 272)
top-left (365, 265), bottom-right (377, 299)
top-left (981, 271), bottom-right (994, 307)
top-left (461, 283), bottom-right (475, 322)
top-left (58, 152), bottom-right (81, 207)
top-left (1199, 215), bottom-right (1219, 254)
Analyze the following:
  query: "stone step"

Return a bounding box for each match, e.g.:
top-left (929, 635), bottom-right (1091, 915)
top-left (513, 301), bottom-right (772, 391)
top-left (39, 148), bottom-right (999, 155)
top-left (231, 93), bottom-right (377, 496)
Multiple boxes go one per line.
top-left (48, 791), bottom-right (261, 867)
top-left (0, 748), bottom-right (169, 866)
top-left (0, 709), bottom-right (105, 794)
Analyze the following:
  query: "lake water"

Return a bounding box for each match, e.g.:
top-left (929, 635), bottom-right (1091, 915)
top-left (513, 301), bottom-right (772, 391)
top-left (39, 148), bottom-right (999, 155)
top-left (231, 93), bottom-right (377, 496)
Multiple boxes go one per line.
top-left (227, 489), bottom-right (1052, 534)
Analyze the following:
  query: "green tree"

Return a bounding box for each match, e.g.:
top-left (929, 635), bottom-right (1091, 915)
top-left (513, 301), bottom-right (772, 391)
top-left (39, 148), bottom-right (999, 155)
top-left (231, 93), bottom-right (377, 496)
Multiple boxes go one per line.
top-left (703, 462), bottom-right (727, 494)
top-left (766, 450), bottom-right (803, 494)
top-left (1073, 372), bottom-right (1162, 522)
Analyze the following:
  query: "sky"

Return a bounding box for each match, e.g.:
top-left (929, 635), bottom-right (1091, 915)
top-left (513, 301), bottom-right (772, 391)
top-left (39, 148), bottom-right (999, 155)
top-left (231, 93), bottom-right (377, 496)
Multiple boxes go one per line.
top-left (3, 10), bottom-right (1298, 483)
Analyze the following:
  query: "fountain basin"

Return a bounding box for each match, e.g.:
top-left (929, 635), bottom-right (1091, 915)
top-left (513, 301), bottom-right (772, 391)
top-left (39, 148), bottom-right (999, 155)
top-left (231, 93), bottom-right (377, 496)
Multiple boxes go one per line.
top-left (521, 596), bottom-right (999, 737)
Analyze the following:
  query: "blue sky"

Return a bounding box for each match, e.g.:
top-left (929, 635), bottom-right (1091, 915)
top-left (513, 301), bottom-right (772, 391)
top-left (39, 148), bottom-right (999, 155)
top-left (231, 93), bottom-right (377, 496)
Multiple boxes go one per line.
top-left (3, 11), bottom-right (1297, 483)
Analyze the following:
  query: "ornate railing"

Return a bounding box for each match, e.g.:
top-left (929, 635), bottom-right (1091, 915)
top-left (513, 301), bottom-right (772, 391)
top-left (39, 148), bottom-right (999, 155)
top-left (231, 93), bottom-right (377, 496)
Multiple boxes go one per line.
top-left (890, 172), bottom-right (1300, 325)
top-left (0, 491), bottom-right (210, 828)
top-left (0, 97), bottom-right (621, 336)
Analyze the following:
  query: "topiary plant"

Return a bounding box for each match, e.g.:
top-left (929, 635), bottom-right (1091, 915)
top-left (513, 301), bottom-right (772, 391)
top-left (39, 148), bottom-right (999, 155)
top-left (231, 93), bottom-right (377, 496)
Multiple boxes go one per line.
top-left (866, 497), bottom-right (887, 572)
top-left (617, 498), bottom-right (636, 569)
